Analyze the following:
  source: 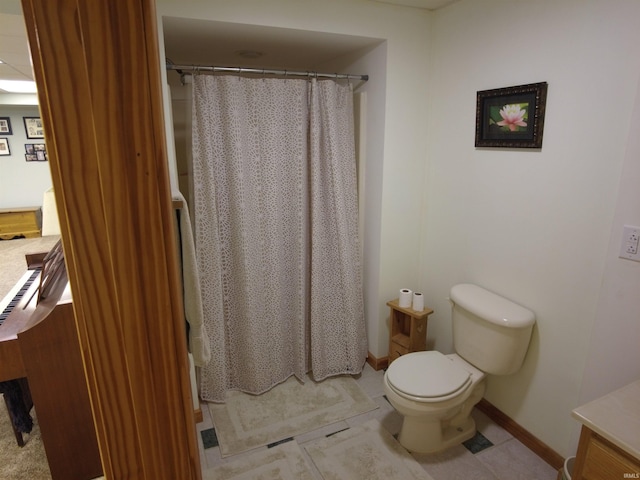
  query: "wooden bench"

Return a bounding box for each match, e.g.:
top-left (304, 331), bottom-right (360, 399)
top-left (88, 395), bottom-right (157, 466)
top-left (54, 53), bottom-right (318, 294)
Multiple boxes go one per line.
top-left (0, 208), bottom-right (41, 240)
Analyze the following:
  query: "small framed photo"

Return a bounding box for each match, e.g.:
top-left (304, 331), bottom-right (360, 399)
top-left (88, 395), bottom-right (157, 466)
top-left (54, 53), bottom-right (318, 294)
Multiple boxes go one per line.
top-left (23, 116), bottom-right (45, 139)
top-left (25, 153), bottom-right (38, 162)
top-left (475, 82), bottom-right (548, 149)
top-left (0, 138), bottom-right (10, 155)
top-left (0, 117), bottom-right (12, 135)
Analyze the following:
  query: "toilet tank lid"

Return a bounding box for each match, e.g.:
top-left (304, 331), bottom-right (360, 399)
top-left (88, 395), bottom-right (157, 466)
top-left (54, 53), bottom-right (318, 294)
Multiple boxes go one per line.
top-left (450, 284), bottom-right (535, 328)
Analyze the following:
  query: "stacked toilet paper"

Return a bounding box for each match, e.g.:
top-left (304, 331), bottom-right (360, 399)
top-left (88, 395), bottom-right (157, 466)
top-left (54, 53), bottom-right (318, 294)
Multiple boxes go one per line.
top-left (398, 288), bottom-right (424, 311)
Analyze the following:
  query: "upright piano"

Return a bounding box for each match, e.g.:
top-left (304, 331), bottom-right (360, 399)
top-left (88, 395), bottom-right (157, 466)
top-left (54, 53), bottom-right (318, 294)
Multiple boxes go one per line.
top-left (0, 240), bottom-right (102, 480)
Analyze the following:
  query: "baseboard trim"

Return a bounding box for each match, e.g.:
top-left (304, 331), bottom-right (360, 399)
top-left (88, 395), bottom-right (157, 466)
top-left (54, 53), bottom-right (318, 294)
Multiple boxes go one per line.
top-left (194, 408), bottom-right (203, 424)
top-left (366, 352), bottom-right (388, 371)
top-left (476, 398), bottom-right (564, 470)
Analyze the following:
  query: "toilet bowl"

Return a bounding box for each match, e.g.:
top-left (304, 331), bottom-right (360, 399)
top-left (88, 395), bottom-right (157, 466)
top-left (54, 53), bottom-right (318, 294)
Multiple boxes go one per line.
top-left (383, 351), bottom-right (486, 453)
top-left (383, 283), bottom-right (535, 454)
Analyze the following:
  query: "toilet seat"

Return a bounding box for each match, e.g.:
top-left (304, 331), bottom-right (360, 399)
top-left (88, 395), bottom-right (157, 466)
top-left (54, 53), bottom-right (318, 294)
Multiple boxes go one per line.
top-left (386, 351), bottom-right (472, 403)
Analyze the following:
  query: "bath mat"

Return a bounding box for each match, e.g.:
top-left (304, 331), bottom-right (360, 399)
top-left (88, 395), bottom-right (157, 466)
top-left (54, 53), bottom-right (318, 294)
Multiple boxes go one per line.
top-left (305, 419), bottom-right (435, 480)
top-left (201, 441), bottom-right (315, 480)
top-left (208, 375), bottom-right (378, 457)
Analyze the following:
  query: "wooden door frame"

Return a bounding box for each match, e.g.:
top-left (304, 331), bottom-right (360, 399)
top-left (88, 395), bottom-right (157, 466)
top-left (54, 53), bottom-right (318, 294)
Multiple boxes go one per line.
top-left (21, 0), bottom-right (201, 478)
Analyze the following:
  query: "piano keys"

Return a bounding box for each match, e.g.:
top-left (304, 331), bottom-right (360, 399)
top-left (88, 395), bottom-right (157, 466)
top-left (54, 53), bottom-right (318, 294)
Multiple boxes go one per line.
top-left (0, 269), bottom-right (40, 325)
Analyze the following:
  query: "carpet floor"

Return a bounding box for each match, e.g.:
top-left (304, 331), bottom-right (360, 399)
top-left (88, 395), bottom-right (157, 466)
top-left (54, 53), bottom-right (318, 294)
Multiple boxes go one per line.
top-left (0, 403), bottom-right (51, 480)
top-left (0, 235), bottom-right (60, 300)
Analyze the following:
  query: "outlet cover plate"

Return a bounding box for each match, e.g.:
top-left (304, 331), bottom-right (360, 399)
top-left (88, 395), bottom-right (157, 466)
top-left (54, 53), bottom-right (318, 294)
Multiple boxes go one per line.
top-left (619, 225), bottom-right (640, 262)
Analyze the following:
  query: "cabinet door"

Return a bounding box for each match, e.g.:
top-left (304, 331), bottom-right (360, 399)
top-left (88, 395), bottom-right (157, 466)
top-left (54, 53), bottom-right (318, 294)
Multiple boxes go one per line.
top-left (574, 428), bottom-right (640, 480)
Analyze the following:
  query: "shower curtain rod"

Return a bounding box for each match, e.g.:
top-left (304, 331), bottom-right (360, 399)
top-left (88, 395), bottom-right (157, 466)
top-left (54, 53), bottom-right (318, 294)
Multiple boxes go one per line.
top-left (166, 63), bottom-right (369, 82)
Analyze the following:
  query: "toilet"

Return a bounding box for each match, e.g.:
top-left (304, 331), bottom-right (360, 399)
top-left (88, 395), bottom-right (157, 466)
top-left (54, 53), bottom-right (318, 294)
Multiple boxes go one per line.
top-left (383, 283), bottom-right (535, 454)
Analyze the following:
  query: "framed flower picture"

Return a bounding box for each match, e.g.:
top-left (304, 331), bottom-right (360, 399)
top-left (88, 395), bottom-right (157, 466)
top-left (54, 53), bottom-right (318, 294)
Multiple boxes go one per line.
top-left (475, 82), bottom-right (548, 149)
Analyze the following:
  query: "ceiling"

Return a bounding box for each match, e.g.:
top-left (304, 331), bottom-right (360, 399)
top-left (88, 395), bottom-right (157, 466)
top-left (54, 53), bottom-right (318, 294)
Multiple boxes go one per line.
top-left (0, 0), bottom-right (33, 86)
top-left (0, 0), bottom-right (459, 92)
top-left (163, 17), bottom-right (383, 75)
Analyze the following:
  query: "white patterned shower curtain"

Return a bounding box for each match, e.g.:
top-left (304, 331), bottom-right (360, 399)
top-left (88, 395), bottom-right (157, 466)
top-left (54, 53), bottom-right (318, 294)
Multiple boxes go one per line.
top-left (192, 75), bottom-right (367, 403)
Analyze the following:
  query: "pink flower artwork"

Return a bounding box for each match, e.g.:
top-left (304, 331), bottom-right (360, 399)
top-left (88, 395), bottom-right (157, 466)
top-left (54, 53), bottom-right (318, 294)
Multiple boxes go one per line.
top-left (496, 104), bottom-right (527, 131)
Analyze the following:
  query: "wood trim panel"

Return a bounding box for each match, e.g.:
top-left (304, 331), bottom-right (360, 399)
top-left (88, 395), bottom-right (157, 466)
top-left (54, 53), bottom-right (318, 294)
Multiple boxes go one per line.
top-left (21, 1), bottom-right (201, 478)
top-left (366, 351), bottom-right (389, 371)
top-left (477, 398), bottom-right (564, 470)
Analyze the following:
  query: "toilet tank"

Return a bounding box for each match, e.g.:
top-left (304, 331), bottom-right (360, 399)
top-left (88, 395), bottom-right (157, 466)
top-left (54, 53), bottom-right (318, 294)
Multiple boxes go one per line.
top-left (450, 284), bottom-right (535, 376)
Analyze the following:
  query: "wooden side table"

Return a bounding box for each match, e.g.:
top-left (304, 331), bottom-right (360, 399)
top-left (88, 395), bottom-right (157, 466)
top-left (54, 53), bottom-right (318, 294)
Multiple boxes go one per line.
top-left (387, 298), bottom-right (434, 364)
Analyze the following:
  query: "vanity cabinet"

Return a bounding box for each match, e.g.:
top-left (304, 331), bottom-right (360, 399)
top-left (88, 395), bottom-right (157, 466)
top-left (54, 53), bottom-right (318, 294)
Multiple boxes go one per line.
top-left (387, 298), bottom-right (433, 364)
top-left (571, 427), bottom-right (640, 480)
top-left (570, 380), bottom-right (640, 480)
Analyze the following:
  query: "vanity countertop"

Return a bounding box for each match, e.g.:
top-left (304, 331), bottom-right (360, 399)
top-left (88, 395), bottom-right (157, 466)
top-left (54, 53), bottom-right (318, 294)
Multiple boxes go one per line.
top-left (572, 379), bottom-right (640, 460)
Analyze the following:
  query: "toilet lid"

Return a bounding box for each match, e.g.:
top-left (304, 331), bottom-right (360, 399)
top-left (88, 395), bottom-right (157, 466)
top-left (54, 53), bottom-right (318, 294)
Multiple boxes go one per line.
top-left (387, 351), bottom-right (471, 400)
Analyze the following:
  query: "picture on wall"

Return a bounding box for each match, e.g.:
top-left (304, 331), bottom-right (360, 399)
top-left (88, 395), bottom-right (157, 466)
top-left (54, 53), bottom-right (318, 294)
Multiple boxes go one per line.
top-left (0, 138), bottom-right (10, 156)
top-left (0, 117), bottom-right (12, 135)
top-left (25, 143), bottom-right (47, 161)
top-left (475, 82), bottom-right (548, 149)
top-left (23, 116), bottom-right (45, 139)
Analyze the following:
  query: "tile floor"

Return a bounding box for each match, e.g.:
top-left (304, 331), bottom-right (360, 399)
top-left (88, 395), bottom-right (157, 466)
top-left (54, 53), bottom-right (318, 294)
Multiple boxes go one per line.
top-left (196, 363), bottom-right (558, 479)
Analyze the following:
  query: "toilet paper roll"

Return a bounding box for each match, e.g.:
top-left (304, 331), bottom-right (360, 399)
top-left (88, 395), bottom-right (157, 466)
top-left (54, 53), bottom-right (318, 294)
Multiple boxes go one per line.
top-left (398, 288), bottom-right (412, 308)
top-left (412, 292), bottom-right (424, 311)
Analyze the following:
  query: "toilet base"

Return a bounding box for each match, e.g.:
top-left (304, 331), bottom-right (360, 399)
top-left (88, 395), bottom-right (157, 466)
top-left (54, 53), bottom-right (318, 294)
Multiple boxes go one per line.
top-left (398, 415), bottom-right (476, 454)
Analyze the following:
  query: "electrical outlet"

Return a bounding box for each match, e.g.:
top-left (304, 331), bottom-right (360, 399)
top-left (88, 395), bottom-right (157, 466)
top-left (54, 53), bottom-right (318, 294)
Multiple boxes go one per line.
top-left (619, 225), bottom-right (640, 262)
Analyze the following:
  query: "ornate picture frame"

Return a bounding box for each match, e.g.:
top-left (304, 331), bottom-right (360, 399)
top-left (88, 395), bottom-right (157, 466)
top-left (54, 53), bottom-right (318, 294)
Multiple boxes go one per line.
top-left (475, 82), bottom-right (548, 149)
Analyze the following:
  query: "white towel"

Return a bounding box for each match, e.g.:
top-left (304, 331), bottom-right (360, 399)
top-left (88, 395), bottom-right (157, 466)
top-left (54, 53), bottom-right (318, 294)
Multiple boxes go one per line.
top-left (173, 190), bottom-right (211, 367)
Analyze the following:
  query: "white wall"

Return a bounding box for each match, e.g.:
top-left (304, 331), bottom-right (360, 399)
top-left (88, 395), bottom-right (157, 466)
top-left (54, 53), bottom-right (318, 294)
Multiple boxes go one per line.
top-left (574, 74), bottom-right (640, 443)
top-left (0, 104), bottom-right (53, 209)
top-left (423, 0), bottom-right (640, 457)
top-left (157, 0), bottom-right (433, 359)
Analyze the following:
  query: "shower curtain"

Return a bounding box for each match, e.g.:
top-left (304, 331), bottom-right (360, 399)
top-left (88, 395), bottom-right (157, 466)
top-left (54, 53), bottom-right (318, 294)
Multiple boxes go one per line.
top-left (192, 75), bottom-right (367, 403)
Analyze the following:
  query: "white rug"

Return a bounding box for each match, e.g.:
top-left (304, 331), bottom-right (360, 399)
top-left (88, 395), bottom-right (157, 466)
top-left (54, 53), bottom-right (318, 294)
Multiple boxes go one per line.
top-left (202, 442), bottom-right (315, 480)
top-left (305, 419), bottom-right (435, 480)
top-left (209, 375), bottom-right (378, 457)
